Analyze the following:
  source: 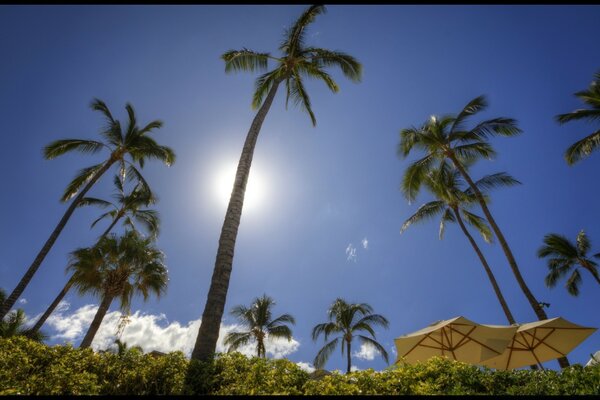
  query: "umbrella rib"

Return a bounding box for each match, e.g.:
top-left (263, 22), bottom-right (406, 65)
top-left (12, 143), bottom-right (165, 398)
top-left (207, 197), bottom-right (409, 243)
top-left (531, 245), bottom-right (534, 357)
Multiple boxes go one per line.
top-left (505, 336), bottom-right (516, 370)
top-left (441, 327), bottom-right (456, 359)
top-left (403, 332), bottom-right (441, 358)
top-left (446, 325), bottom-right (501, 355)
top-left (453, 326), bottom-right (476, 349)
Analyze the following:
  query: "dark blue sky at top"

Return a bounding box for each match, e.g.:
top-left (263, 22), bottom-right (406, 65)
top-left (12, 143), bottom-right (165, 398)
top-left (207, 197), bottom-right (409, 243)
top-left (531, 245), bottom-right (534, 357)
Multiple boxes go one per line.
top-left (1, 5), bottom-right (600, 371)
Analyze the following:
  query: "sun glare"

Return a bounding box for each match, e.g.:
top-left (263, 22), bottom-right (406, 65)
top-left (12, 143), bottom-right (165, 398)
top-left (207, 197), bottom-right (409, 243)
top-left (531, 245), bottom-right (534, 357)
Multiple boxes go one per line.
top-left (213, 163), bottom-right (267, 212)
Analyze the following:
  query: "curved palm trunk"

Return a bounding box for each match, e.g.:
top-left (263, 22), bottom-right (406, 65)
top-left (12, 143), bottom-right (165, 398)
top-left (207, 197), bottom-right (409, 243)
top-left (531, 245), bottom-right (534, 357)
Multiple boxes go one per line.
top-left (452, 207), bottom-right (516, 324)
top-left (0, 159), bottom-right (115, 321)
top-left (191, 80), bottom-right (282, 361)
top-left (27, 215), bottom-right (122, 335)
top-left (449, 156), bottom-right (569, 368)
top-left (79, 294), bottom-right (114, 348)
top-left (28, 277), bottom-right (74, 334)
top-left (346, 339), bottom-right (352, 374)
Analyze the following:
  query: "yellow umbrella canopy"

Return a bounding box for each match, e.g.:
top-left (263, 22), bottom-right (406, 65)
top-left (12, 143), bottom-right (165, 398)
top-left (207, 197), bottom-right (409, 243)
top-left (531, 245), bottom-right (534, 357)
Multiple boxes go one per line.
top-left (478, 317), bottom-right (597, 370)
top-left (394, 316), bottom-right (518, 365)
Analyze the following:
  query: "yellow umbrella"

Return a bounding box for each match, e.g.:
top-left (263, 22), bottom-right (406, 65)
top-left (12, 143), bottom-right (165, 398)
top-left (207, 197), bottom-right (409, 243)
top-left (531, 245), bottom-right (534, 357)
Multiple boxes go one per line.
top-left (394, 316), bottom-right (517, 365)
top-left (478, 317), bottom-right (597, 370)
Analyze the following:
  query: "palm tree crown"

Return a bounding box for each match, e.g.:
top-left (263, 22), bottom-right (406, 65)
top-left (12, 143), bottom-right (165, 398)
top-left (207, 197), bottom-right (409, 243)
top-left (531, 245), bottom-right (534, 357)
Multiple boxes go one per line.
top-left (224, 294), bottom-right (295, 358)
top-left (81, 175), bottom-right (160, 239)
top-left (556, 70), bottom-right (600, 165)
top-left (312, 298), bottom-right (389, 374)
top-left (0, 289), bottom-right (46, 342)
top-left (222, 5), bottom-right (362, 126)
top-left (538, 230), bottom-right (600, 296)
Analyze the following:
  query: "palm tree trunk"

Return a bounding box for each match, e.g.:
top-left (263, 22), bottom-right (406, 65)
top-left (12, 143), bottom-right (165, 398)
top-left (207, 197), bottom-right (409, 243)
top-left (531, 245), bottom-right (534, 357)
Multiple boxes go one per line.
top-left (346, 340), bottom-right (352, 374)
top-left (79, 294), bottom-right (114, 349)
top-left (449, 155), bottom-right (570, 368)
top-left (0, 159), bottom-right (115, 321)
top-left (191, 80), bottom-right (282, 362)
top-left (452, 207), bottom-right (516, 324)
top-left (27, 215), bottom-right (122, 335)
top-left (28, 277), bottom-right (74, 335)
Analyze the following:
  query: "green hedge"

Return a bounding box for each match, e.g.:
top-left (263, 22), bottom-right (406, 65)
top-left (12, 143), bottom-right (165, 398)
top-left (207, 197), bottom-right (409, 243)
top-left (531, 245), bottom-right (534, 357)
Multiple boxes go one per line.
top-left (1, 337), bottom-right (599, 395)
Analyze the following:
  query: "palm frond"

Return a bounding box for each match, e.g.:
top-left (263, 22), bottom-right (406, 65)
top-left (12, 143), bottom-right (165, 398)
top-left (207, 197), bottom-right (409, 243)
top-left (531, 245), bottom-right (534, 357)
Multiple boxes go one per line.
top-left (461, 209), bottom-right (493, 243)
top-left (251, 69), bottom-right (281, 110)
top-left (564, 129), bottom-right (600, 165)
top-left (356, 335), bottom-right (389, 364)
top-left (280, 5), bottom-right (326, 55)
top-left (401, 155), bottom-right (435, 203)
top-left (61, 162), bottom-right (106, 202)
top-left (303, 47), bottom-right (362, 82)
top-left (537, 233), bottom-right (578, 259)
top-left (313, 337), bottom-right (339, 370)
top-left (78, 197), bottom-right (114, 209)
top-left (439, 208), bottom-right (456, 240)
top-left (400, 201), bottom-right (446, 233)
top-left (565, 269), bottom-right (582, 296)
top-left (470, 172), bottom-right (521, 194)
top-left (467, 117), bottom-right (522, 139)
top-left (43, 139), bottom-right (106, 160)
top-left (450, 95), bottom-right (488, 133)
top-left (576, 230), bottom-right (590, 255)
top-left (222, 48), bottom-right (270, 73)
top-left (556, 109), bottom-right (600, 124)
top-left (224, 331), bottom-right (253, 352)
top-left (288, 72), bottom-right (316, 126)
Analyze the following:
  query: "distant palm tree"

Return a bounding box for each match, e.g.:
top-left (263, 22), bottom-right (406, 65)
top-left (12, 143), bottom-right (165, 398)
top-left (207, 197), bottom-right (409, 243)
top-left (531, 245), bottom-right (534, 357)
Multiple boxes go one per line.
top-left (0, 289), bottom-right (46, 342)
top-left (0, 100), bottom-right (174, 321)
top-left (192, 5), bottom-right (362, 361)
top-left (69, 230), bottom-right (168, 348)
top-left (312, 298), bottom-right (389, 374)
top-left (28, 177), bottom-right (160, 336)
top-left (401, 166), bottom-right (519, 324)
top-left (113, 338), bottom-right (144, 356)
top-left (537, 230), bottom-right (600, 296)
top-left (224, 294), bottom-right (295, 358)
top-left (556, 70), bottom-right (600, 165)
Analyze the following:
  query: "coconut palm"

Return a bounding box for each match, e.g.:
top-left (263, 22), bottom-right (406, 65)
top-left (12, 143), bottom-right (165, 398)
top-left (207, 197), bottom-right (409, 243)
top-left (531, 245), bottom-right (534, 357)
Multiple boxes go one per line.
top-left (0, 289), bottom-right (46, 342)
top-left (0, 100), bottom-right (174, 321)
top-left (401, 166), bottom-right (520, 324)
top-left (28, 177), bottom-right (160, 336)
top-left (69, 230), bottom-right (168, 348)
top-left (192, 5), bottom-right (361, 361)
top-left (223, 294), bottom-right (295, 358)
top-left (399, 96), bottom-right (570, 367)
top-left (556, 70), bottom-right (600, 165)
top-left (537, 230), bottom-right (600, 296)
top-left (112, 338), bottom-right (144, 356)
top-left (312, 298), bottom-right (389, 374)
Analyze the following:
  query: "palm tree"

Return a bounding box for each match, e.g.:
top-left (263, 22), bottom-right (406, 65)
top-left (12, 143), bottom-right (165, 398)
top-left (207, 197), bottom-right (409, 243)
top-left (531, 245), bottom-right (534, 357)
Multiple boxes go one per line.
top-left (312, 298), bottom-right (389, 374)
top-left (537, 230), bottom-right (600, 296)
top-left (28, 177), bottom-right (160, 335)
top-left (556, 70), bottom-right (600, 165)
top-left (192, 5), bottom-right (361, 361)
top-left (401, 166), bottom-right (519, 324)
top-left (67, 230), bottom-right (168, 348)
top-left (0, 289), bottom-right (46, 342)
top-left (223, 294), bottom-right (295, 358)
top-left (112, 338), bottom-right (144, 356)
top-left (398, 96), bottom-right (570, 367)
top-left (0, 100), bottom-right (174, 321)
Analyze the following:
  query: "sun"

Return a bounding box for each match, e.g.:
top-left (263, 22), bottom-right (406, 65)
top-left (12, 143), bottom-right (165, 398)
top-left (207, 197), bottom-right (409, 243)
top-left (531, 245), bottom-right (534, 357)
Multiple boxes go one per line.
top-left (213, 162), bottom-right (267, 212)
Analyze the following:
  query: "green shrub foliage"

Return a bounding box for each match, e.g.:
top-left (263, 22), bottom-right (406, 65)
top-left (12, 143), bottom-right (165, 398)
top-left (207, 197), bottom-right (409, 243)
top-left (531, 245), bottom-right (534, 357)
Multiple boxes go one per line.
top-left (1, 337), bottom-right (599, 395)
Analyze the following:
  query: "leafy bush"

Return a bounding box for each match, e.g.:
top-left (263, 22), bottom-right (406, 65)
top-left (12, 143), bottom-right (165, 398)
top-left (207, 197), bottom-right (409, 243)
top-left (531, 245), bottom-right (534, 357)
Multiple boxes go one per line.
top-left (1, 337), bottom-right (599, 395)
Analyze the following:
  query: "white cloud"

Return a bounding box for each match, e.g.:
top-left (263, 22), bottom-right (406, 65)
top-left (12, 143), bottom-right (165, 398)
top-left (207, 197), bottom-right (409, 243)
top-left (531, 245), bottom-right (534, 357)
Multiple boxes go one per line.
top-left (361, 238), bottom-right (368, 250)
top-left (44, 303), bottom-right (300, 358)
top-left (351, 365), bottom-right (360, 372)
top-left (296, 361), bottom-right (315, 373)
top-left (353, 342), bottom-right (377, 361)
top-left (345, 244), bottom-right (357, 262)
top-left (18, 298), bottom-right (27, 305)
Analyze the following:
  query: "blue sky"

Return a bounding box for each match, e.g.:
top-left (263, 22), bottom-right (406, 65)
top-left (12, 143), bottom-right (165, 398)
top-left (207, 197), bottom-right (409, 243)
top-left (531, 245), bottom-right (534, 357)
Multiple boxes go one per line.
top-left (1, 5), bottom-right (600, 371)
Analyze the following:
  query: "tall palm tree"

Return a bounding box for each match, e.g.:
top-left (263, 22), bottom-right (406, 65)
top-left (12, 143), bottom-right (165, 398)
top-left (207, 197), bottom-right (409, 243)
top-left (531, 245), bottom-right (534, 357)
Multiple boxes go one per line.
top-left (28, 177), bottom-right (160, 335)
top-left (312, 298), bottom-right (389, 374)
top-left (401, 166), bottom-right (519, 324)
top-left (537, 230), bottom-right (600, 296)
top-left (0, 100), bottom-right (174, 321)
top-left (67, 230), bottom-right (168, 348)
top-left (0, 289), bottom-right (46, 342)
top-left (398, 96), bottom-right (570, 367)
top-left (192, 5), bottom-right (362, 361)
top-left (223, 294), bottom-right (295, 358)
top-left (556, 70), bottom-right (600, 165)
